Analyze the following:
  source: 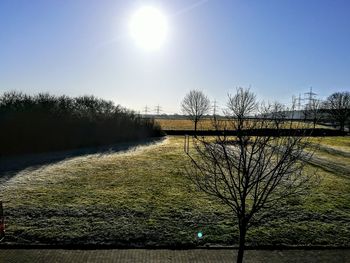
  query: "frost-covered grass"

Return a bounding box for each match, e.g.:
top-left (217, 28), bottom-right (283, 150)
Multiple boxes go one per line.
top-left (1, 136), bottom-right (349, 247)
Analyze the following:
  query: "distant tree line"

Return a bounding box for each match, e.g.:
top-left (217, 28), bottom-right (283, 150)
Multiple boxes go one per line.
top-left (324, 91), bottom-right (350, 131)
top-left (181, 90), bottom-right (350, 133)
top-left (0, 92), bottom-right (162, 156)
top-left (299, 91), bottom-right (349, 131)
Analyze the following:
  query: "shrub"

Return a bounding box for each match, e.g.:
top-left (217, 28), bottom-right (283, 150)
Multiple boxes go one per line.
top-left (0, 92), bottom-right (163, 156)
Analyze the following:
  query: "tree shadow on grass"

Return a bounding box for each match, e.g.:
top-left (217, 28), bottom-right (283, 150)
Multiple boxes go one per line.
top-left (0, 137), bottom-right (165, 184)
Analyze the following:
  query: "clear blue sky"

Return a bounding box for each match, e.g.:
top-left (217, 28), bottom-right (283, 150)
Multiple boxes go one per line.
top-left (1, 0), bottom-right (349, 114)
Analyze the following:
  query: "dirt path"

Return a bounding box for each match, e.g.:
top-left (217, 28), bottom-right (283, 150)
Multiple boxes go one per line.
top-left (316, 144), bottom-right (350, 158)
top-left (307, 155), bottom-right (350, 176)
top-left (304, 144), bottom-right (350, 176)
top-left (0, 249), bottom-right (349, 263)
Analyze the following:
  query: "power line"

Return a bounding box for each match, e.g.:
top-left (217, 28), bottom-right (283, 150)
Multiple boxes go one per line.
top-left (213, 100), bottom-right (218, 116)
top-left (304, 87), bottom-right (317, 109)
top-left (154, 104), bottom-right (162, 115)
top-left (143, 105), bottom-right (149, 115)
top-left (295, 93), bottom-right (305, 111)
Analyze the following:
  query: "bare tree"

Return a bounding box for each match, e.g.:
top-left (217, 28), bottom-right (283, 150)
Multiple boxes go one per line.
top-left (184, 88), bottom-right (317, 263)
top-left (326, 92), bottom-right (350, 132)
top-left (181, 90), bottom-right (210, 133)
top-left (270, 102), bottom-right (287, 130)
top-left (304, 99), bottom-right (322, 129)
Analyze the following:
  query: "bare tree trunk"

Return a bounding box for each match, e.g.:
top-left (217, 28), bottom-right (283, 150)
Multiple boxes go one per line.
top-left (236, 223), bottom-right (247, 263)
top-left (194, 120), bottom-right (198, 134)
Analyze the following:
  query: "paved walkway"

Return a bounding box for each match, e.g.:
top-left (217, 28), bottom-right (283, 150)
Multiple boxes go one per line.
top-left (0, 249), bottom-right (349, 263)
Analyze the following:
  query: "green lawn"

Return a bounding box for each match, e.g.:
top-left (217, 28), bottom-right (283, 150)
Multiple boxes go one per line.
top-left (1, 136), bottom-right (350, 247)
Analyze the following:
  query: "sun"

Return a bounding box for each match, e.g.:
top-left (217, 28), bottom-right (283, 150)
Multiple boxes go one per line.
top-left (129, 6), bottom-right (168, 51)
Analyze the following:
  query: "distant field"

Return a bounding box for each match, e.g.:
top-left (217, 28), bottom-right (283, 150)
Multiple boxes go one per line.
top-left (0, 135), bottom-right (349, 247)
top-left (155, 118), bottom-right (214, 130)
top-left (155, 118), bottom-right (333, 131)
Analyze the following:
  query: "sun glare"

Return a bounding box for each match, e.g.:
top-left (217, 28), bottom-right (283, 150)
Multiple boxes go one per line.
top-left (129, 6), bottom-right (168, 51)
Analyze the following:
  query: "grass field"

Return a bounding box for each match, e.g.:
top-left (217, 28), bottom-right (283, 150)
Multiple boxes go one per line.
top-left (0, 135), bottom-right (349, 247)
top-left (155, 118), bottom-right (214, 130)
top-left (155, 118), bottom-right (333, 131)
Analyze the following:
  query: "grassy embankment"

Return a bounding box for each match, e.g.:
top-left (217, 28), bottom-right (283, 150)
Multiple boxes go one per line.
top-left (1, 132), bottom-right (349, 247)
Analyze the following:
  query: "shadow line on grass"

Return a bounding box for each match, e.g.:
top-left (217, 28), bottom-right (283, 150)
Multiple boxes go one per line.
top-left (0, 137), bottom-right (165, 184)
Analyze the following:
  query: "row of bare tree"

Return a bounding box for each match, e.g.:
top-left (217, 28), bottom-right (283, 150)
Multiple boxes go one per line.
top-left (181, 89), bottom-right (350, 132)
top-left (181, 88), bottom-right (329, 263)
